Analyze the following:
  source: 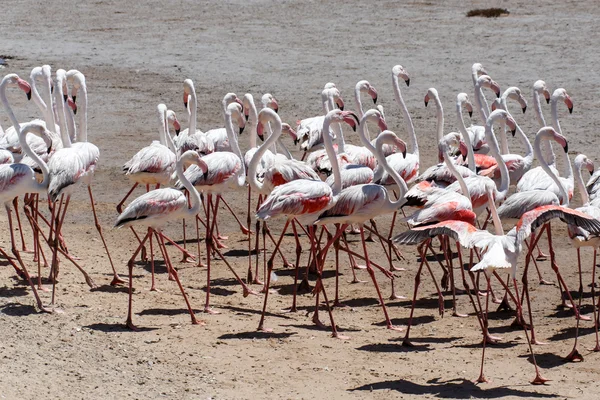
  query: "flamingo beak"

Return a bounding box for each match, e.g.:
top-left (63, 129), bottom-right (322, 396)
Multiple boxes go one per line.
top-left (183, 93), bottom-right (188, 108)
top-left (522, 106), bottom-right (527, 113)
top-left (336, 97), bottom-right (345, 111)
top-left (396, 138), bottom-right (407, 158)
top-left (72, 95), bottom-right (77, 103)
top-left (491, 102), bottom-right (497, 111)
top-left (63, 94), bottom-right (68, 102)
top-left (244, 110), bottom-right (249, 122)
top-left (369, 87), bottom-right (378, 104)
top-left (271, 98), bottom-right (279, 113)
top-left (67, 97), bottom-right (77, 115)
top-left (257, 121), bottom-right (264, 138)
top-left (173, 120), bottom-right (181, 135)
top-left (544, 89), bottom-right (551, 104)
top-left (18, 79), bottom-right (32, 100)
top-left (563, 142), bottom-right (569, 153)
top-left (47, 143), bottom-right (52, 154)
top-left (50, 84), bottom-right (54, 94)
top-left (343, 111), bottom-right (359, 132)
top-left (378, 117), bottom-right (388, 132)
top-left (424, 94), bottom-right (430, 107)
top-left (468, 111), bottom-right (473, 118)
top-left (405, 78), bottom-right (410, 87)
top-left (565, 96), bottom-right (574, 114)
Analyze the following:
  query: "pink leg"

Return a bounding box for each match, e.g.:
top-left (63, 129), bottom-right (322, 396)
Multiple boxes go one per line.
top-left (565, 248), bottom-right (584, 362)
top-left (219, 195), bottom-right (250, 235)
top-left (590, 249), bottom-right (600, 352)
top-left (13, 197), bottom-right (28, 252)
top-left (126, 230), bottom-right (151, 331)
top-left (116, 182), bottom-right (138, 213)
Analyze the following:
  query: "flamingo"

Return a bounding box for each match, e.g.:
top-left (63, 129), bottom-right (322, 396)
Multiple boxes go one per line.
top-left (204, 93), bottom-right (244, 152)
top-left (0, 116), bottom-right (54, 314)
top-left (314, 130), bottom-right (408, 329)
top-left (178, 101), bottom-right (256, 313)
top-left (115, 150), bottom-right (208, 330)
top-left (395, 113), bottom-right (600, 383)
top-left (565, 154), bottom-right (600, 359)
top-left (467, 71), bottom-right (502, 154)
top-left (63, 69), bottom-right (124, 285)
top-left (175, 79), bottom-right (213, 155)
top-left (254, 108), bottom-right (359, 338)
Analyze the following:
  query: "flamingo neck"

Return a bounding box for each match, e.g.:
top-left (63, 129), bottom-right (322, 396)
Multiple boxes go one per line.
top-left (164, 112), bottom-right (178, 156)
top-left (497, 96), bottom-right (510, 155)
top-left (247, 98), bottom-right (258, 149)
top-left (77, 81), bottom-right (88, 142)
top-left (393, 74), bottom-right (418, 156)
top-left (177, 155), bottom-right (202, 218)
top-left (456, 101), bottom-right (476, 172)
top-left (224, 110), bottom-right (246, 187)
top-left (0, 81), bottom-right (22, 134)
top-left (433, 94), bottom-right (444, 144)
top-left (574, 158), bottom-right (590, 206)
top-left (484, 113), bottom-right (510, 200)
top-left (354, 87), bottom-right (370, 142)
top-left (374, 135), bottom-right (408, 208)
top-left (189, 88), bottom-right (198, 137)
top-left (248, 114), bottom-right (281, 194)
top-left (515, 122), bottom-right (533, 165)
top-left (55, 75), bottom-right (72, 148)
top-left (534, 133), bottom-right (569, 206)
top-left (328, 92), bottom-right (345, 154)
top-left (550, 98), bottom-right (572, 180)
top-left (20, 126), bottom-right (50, 189)
top-left (474, 80), bottom-right (489, 123)
top-left (442, 142), bottom-right (469, 200)
top-left (30, 70), bottom-right (52, 127)
top-left (487, 187), bottom-right (504, 236)
top-left (157, 106), bottom-right (168, 146)
top-left (322, 115), bottom-right (342, 194)
top-left (533, 90), bottom-right (547, 127)
top-left (357, 115), bottom-right (377, 154)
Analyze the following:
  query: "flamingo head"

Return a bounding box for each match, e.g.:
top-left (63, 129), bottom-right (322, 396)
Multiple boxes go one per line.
top-left (182, 150), bottom-right (209, 179)
top-left (504, 87), bottom-right (527, 113)
top-left (361, 108), bottom-right (388, 133)
top-left (392, 65), bottom-right (410, 87)
top-left (553, 88), bottom-right (574, 114)
top-left (377, 130), bottom-right (407, 158)
top-left (262, 93), bottom-right (279, 113)
top-left (356, 80), bottom-right (378, 104)
top-left (472, 63), bottom-right (488, 77)
top-left (256, 108), bottom-right (279, 139)
top-left (67, 97), bottom-right (77, 115)
top-left (183, 79), bottom-right (195, 108)
top-left (16, 76), bottom-right (32, 100)
top-left (227, 102), bottom-right (245, 134)
top-left (340, 110), bottom-right (360, 131)
top-left (477, 75), bottom-right (501, 98)
top-left (335, 94), bottom-right (345, 111)
top-left (505, 114), bottom-right (517, 136)
top-left (281, 123), bottom-right (298, 143)
top-left (575, 154), bottom-right (595, 177)
top-left (534, 80), bottom-right (551, 104)
top-left (424, 87), bottom-right (439, 107)
top-left (457, 93), bottom-right (473, 117)
top-left (166, 110), bottom-right (181, 135)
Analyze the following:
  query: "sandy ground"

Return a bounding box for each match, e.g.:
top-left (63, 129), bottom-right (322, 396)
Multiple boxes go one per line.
top-left (1, 0), bottom-right (600, 399)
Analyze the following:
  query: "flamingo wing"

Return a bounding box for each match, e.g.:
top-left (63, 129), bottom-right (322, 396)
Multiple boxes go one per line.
top-left (124, 142), bottom-right (175, 175)
top-left (393, 220), bottom-right (478, 245)
top-left (256, 180), bottom-right (332, 221)
top-left (496, 190), bottom-right (559, 220)
top-left (115, 188), bottom-right (186, 228)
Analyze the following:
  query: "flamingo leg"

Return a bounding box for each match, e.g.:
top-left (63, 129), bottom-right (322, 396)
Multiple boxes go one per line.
top-left (195, 216), bottom-right (206, 268)
top-left (13, 197), bottom-right (28, 252)
top-left (126, 230), bottom-right (151, 331)
top-left (257, 219), bottom-right (291, 332)
top-left (591, 249), bottom-right (600, 352)
top-left (512, 278), bottom-right (550, 385)
top-left (148, 229), bottom-right (158, 291)
top-left (203, 194), bottom-right (219, 314)
top-left (445, 237), bottom-right (467, 318)
top-left (246, 185), bottom-right (253, 282)
top-left (251, 194), bottom-right (263, 284)
top-left (402, 241), bottom-right (427, 347)
top-left (565, 248), bottom-right (584, 362)
top-left (157, 232), bottom-right (202, 325)
top-left (116, 182), bottom-right (138, 213)
top-left (283, 220), bottom-right (302, 313)
top-left (88, 186), bottom-right (123, 285)
top-left (219, 195), bottom-right (250, 235)
top-left (359, 227), bottom-right (402, 331)
top-left (476, 276), bottom-right (492, 383)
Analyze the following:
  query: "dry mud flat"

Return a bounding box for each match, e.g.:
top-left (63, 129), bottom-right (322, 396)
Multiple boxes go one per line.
top-left (1, 1), bottom-right (600, 399)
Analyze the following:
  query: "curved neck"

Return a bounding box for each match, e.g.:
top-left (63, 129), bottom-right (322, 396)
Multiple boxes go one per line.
top-left (43, 75), bottom-right (57, 134)
top-left (574, 159), bottom-right (590, 206)
top-left (432, 94), bottom-right (444, 144)
top-left (357, 116), bottom-right (377, 155)
top-left (487, 187), bottom-right (504, 235)
top-left (189, 89), bottom-right (198, 136)
top-left (533, 90), bottom-right (547, 128)
top-left (276, 138), bottom-right (293, 159)
top-left (484, 114), bottom-right (510, 199)
top-left (55, 77), bottom-right (72, 148)
top-left (247, 99), bottom-right (258, 149)
top-left (322, 115), bottom-right (342, 194)
top-left (550, 99), bottom-right (572, 180)
top-left (474, 80), bottom-right (489, 122)
top-left (375, 138), bottom-right (407, 208)
top-left (177, 157), bottom-right (202, 217)
top-left (534, 134), bottom-right (569, 205)
top-left (19, 127), bottom-right (49, 188)
top-left (456, 101), bottom-right (476, 172)
top-left (328, 92), bottom-right (345, 154)
top-left (248, 114), bottom-right (282, 192)
top-left (164, 114), bottom-right (178, 155)
top-left (77, 81), bottom-right (88, 142)
top-left (354, 87), bottom-right (364, 119)
top-left (497, 96), bottom-right (510, 155)
top-left (1, 82), bottom-right (22, 131)
top-left (157, 107), bottom-right (167, 145)
top-left (224, 110), bottom-right (246, 186)
top-left (393, 74), bottom-right (418, 156)
top-left (30, 71), bottom-right (51, 126)
top-left (441, 142), bottom-right (469, 200)
top-left (515, 122), bottom-right (533, 164)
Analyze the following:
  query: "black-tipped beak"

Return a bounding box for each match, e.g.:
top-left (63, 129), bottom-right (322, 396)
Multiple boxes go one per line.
top-left (511, 128), bottom-right (516, 136)
top-left (245, 114), bottom-right (249, 122)
top-left (73, 106), bottom-right (78, 115)
top-left (26, 91), bottom-right (32, 101)
top-left (72, 95), bottom-right (76, 103)
top-left (351, 124), bottom-right (357, 132)
top-left (563, 143), bottom-right (569, 153)
top-left (495, 91), bottom-right (501, 98)
top-left (424, 100), bottom-right (429, 107)
top-left (47, 144), bottom-right (52, 154)
top-left (546, 98), bottom-right (550, 104)
top-left (405, 79), bottom-right (410, 87)
top-left (522, 106), bottom-right (527, 114)
top-left (203, 170), bottom-right (209, 180)
top-left (183, 101), bottom-right (188, 108)
top-left (372, 96), bottom-right (378, 105)
top-left (293, 138), bottom-right (299, 146)
top-left (239, 126), bottom-right (244, 135)
top-left (402, 149), bottom-right (407, 158)
top-left (339, 104), bottom-right (344, 111)
top-left (258, 134), bottom-right (264, 142)
top-left (468, 111), bottom-right (473, 118)
top-left (50, 85), bottom-right (54, 94)
top-left (273, 106), bottom-right (279, 114)
top-left (175, 128), bottom-right (181, 135)
top-left (63, 94), bottom-right (68, 102)
top-left (568, 107), bottom-right (573, 114)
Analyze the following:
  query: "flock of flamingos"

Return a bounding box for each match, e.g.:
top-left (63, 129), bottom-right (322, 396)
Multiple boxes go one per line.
top-left (2, 63), bottom-right (600, 385)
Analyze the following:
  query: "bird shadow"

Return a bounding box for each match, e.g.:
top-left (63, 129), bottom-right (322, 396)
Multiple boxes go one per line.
top-left (349, 377), bottom-right (558, 398)
top-left (0, 285), bottom-right (29, 298)
top-left (84, 322), bottom-right (157, 332)
top-left (518, 352), bottom-right (572, 369)
top-left (456, 340), bottom-right (519, 350)
top-left (218, 331), bottom-right (297, 340)
top-left (201, 286), bottom-right (237, 296)
top-left (383, 315), bottom-right (437, 330)
top-left (547, 326), bottom-right (597, 341)
top-left (356, 342), bottom-right (431, 353)
top-left (138, 307), bottom-right (202, 317)
top-left (388, 335), bottom-right (462, 345)
top-left (221, 248), bottom-right (252, 258)
top-left (283, 323), bottom-right (361, 333)
top-left (0, 302), bottom-right (38, 316)
top-left (218, 305), bottom-right (293, 320)
top-left (91, 284), bottom-right (129, 294)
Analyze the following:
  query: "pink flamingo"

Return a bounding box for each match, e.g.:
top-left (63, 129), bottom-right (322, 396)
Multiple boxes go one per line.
top-left (254, 108), bottom-right (359, 338)
top-left (115, 150), bottom-right (208, 330)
